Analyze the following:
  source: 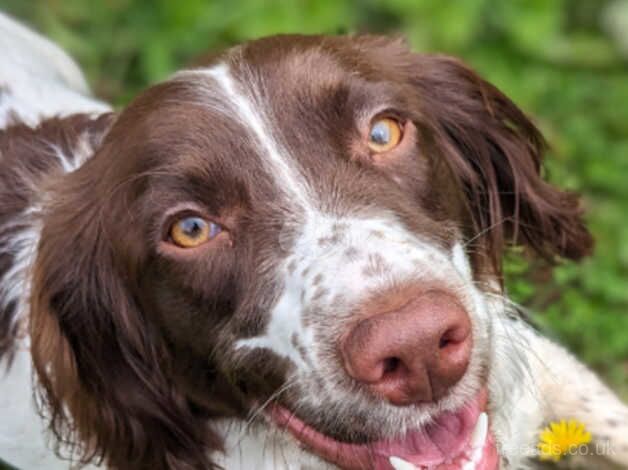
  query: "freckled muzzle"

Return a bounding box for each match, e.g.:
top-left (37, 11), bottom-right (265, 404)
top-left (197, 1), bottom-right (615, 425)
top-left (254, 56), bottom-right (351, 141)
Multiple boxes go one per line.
top-left (341, 290), bottom-right (473, 406)
top-left (237, 215), bottom-right (492, 469)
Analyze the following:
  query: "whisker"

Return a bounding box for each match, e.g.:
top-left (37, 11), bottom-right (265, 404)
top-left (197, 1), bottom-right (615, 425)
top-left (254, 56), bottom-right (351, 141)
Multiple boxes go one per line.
top-left (232, 378), bottom-right (300, 449)
top-left (463, 216), bottom-right (512, 248)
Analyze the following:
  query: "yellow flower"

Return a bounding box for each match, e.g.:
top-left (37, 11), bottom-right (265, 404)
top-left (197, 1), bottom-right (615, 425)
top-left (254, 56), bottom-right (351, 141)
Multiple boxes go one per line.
top-left (537, 419), bottom-right (592, 462)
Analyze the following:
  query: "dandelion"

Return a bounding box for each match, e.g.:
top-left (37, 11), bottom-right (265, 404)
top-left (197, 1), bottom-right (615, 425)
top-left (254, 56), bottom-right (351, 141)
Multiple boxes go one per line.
top-left (538, 419), bottom-right (592, 462)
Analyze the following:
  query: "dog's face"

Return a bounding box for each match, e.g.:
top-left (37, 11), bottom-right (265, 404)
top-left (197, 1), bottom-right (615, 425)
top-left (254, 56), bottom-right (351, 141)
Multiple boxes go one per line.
top-left (30, 35), bottom-right (592, 470)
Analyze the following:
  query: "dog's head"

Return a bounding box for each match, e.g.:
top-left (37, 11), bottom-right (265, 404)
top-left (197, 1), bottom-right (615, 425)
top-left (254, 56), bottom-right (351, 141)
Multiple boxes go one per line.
top-left (30, 35), bottom-right (592, 469)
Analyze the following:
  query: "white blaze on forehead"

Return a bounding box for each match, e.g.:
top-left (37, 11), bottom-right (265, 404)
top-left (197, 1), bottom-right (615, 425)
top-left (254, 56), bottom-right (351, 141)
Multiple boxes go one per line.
top-left (181, 64), bottom-right (313, 212)
top-left (0, 11), bottom-right (109, 128)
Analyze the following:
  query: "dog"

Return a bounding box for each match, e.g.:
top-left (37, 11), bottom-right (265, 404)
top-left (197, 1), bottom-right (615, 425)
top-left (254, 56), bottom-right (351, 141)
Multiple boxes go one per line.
top-left (0, 11), bottom-right (626, 470)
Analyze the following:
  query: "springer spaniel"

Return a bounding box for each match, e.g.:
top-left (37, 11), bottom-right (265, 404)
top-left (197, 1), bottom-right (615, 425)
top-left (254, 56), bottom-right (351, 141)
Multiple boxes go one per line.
top-left (0, 11), bottom-right (627, 470)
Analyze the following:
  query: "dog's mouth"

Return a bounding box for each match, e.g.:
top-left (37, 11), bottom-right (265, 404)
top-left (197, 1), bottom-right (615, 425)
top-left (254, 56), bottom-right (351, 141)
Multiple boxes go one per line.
top-left (267, 388), bottom-right (499, 470)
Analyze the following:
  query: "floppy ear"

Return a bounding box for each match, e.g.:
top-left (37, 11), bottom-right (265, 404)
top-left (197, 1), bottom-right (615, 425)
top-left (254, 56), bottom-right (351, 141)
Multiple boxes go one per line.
top-left (411, 54), bottom-right (593, 275)
top-left (29, 123), bottom-right (218, 469)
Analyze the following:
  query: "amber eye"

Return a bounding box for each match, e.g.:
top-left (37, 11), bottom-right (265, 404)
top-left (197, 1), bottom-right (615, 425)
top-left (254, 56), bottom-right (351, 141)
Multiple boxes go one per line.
top-left (367, 118), bottom-right (403, 153)
top-left (169, 216), bottom-right (221, 248)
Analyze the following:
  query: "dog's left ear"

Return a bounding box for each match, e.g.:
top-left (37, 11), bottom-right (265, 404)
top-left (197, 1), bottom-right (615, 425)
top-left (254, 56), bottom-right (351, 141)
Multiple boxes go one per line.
top-left (408, 53), bottom-right (593, 274)
top-left (29, 111), bottom-right (216, 469)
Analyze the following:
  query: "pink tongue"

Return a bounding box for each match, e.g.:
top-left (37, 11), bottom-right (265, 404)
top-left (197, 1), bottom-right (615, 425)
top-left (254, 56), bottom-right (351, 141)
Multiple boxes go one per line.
top-left (371, 401), bottom-right (479, 467)
top-left (269, 390), bottom-right (488, 470)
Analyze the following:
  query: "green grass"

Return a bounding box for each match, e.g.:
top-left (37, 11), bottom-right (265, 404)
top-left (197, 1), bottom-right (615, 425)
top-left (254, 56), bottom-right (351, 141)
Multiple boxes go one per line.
top-left (3, 0), bottom-right (627, 396)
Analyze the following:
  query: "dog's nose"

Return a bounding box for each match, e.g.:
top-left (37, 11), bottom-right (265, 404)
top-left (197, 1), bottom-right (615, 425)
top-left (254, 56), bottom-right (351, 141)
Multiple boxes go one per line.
top-left (341, 291), bottom-right (472, 406)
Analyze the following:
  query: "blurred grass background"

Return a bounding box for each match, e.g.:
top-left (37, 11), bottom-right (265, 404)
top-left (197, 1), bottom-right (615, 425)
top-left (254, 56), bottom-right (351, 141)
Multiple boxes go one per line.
top-left (1, 0), bottom-right (626, 397)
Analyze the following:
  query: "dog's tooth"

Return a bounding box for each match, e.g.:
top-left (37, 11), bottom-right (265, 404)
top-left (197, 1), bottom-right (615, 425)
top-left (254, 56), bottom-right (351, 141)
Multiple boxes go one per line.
top-left (470, 412), bottom-right (488, 450)
top-left (461, 458), bottom-right (476, 470)
top-left (389, 414), bottom-right (487, 470)
top-left (389, 456), bottom-right (419, 470)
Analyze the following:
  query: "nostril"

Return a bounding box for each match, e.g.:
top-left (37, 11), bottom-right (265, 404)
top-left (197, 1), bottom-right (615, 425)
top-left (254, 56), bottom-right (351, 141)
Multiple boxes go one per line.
top-left (382, 357), bottom-right (401, 375)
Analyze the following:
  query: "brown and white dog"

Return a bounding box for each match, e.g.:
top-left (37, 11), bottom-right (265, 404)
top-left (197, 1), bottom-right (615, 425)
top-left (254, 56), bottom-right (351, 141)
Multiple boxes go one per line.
top-left (0, 11), bottom-right (626, 470)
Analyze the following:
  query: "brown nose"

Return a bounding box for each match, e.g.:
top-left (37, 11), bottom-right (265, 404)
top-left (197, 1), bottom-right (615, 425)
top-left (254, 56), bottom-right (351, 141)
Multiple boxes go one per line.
top-left (341, 291), bottom-right (472, 406)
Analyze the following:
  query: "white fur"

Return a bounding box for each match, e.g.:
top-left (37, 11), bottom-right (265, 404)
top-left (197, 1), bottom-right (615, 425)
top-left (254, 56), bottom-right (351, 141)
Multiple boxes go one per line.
top-left (0, 11), bottom-right (109, 129)
top-left (0, 210), bottom-right (41, 343)
top-left (0, 344), bottom-right (101, 470)
top-left (1, 346), bottom-right (64, 469)
top-left (50, 130), bottom-right (99, 173)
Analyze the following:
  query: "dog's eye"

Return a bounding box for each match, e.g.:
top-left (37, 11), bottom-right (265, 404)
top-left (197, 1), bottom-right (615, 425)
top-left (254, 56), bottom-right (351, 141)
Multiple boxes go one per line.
top-left (169, 216), bottom-right (221, 248)
top-left (367, 118), bottom-right (403, 153)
